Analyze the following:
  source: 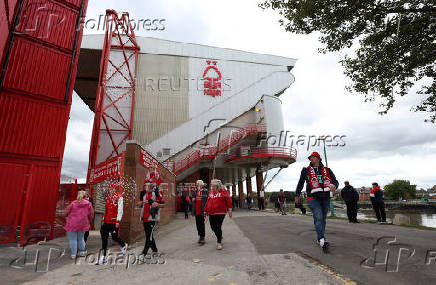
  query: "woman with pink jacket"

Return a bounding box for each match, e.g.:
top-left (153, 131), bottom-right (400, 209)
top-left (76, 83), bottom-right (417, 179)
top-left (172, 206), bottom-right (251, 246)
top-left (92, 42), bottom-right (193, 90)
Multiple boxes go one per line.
top-left (64, 191), bottom-right (94, 259)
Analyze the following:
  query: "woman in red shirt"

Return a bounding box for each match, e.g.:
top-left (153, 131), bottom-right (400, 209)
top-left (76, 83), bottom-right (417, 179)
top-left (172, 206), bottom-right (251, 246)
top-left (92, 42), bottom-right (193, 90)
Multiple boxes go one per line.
top-left (204, 179), bottom-right (232, 250)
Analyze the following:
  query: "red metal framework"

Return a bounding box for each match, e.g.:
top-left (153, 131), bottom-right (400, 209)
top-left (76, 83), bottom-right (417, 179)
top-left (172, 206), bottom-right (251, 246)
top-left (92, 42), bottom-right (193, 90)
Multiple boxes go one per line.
top-left (172, 124), bottom-right (267, 174)
top-left (87, 10), bottom-right (140, 182)
top-left (0, 0), bottom-right (88, 244)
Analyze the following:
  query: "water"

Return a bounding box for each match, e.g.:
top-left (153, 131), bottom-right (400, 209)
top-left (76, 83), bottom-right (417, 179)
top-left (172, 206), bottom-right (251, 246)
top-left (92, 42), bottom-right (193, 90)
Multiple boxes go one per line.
top-left (334, 208), bottom-right (436, 228)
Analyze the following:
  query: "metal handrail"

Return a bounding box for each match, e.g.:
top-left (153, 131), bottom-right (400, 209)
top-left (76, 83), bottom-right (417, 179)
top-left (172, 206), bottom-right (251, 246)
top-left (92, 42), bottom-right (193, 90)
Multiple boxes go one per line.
top-left (226, 146), bottom-right (297, 162)
top-left (172, 124), bottom-right (267, 173)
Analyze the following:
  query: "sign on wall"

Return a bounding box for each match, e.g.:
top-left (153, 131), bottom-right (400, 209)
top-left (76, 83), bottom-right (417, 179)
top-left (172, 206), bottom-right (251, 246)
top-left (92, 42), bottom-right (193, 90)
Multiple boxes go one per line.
top-left (203, 60), bottom-right (222, 97)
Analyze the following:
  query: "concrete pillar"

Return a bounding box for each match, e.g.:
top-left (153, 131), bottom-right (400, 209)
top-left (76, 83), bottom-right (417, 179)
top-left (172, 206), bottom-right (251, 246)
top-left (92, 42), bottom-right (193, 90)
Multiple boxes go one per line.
top-left (256, 170), bottom-right (264, 209)
top-left (246, 176), bottom-right (252, 195)
top-left (238, 180), bottom-right (244, 208)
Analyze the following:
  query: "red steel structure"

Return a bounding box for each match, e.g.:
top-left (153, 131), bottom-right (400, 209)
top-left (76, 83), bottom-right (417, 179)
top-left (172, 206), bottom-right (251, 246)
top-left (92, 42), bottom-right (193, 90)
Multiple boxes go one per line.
top-left (87, 10), bottom-right (140, 182)
top-left (0, 0), bottom-right (88, 244)
top-left (172, 124), bottom-right (267, 174)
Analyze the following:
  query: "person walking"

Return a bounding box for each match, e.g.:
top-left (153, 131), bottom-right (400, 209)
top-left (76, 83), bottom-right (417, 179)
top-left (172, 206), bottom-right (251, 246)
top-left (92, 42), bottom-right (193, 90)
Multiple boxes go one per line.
top-left (204, 179), bottom-right (232, 250)
top-left (341, 181), bottom-right (359, 223)
top-left (246, 192), bottom-right (253, 211)
top-left (139, 179), bottom-right (165, 259)
top-left (192, 180), bottom-right (209, 245)
top-left (181, 192), bottom-right (190, 219)
top-left (259, 189), bottom-right (265, 210)
top-left (295, 152), bottom-right (338, 253)
top-left (83, 190), bottom-right (94, 243)
top-left (97, 183), bottom-right (128, 264)
top-left (278, 189), bottom-right (287, 215)
top-left (64, 191), bottom-right (94, 259)
top-left (370, 182), bottom-right (386, 223)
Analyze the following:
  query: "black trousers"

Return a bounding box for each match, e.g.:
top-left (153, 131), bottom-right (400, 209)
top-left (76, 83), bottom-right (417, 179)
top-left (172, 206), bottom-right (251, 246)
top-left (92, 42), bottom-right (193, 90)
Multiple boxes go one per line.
top-left (209, 215), bottom-right (225, 243)
top-left (259, 198), bottom-right (265, 210)
top-left (345, 201), bottom-right (358, 222)
top-left (142, 221), bottom-right (158, 254)
top-left (372, 201), bottom-right (386, 222)
top-left (100, 223), bottom-right (125, 256)
top-left (195, 214), bottom-right (205, 238)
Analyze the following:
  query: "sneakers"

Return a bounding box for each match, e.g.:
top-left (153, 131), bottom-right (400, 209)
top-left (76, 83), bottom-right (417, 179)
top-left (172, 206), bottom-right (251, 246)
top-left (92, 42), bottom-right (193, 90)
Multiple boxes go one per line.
top-left (96, 255), bottom-right (107, 265)
top-left (318, 238), bottom-right (325, 247)
top-left (322, 242), bottom-right (330, 253)
top-left (121, 243), bottom-right (128, 255)
top-left (216, 243), bottom-right (223, 250)
top-left (71, 255), bottom-right (76, 259)
top-left (318, 238), bottom-right (329, 253)
top-left (78, 251), bottom-right (87, 257)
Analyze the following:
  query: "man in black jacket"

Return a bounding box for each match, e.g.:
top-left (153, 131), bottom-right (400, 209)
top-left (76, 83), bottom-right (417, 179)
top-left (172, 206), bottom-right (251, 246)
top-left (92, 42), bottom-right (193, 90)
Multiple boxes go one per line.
top-left (370, 182), bottom-right (386, 223)
top-left (295, 152), bottom-right (339, 253)
top-left (341, 181), bottom-right (359, 223)
top-left (192, 180), bottom-right (209, 244)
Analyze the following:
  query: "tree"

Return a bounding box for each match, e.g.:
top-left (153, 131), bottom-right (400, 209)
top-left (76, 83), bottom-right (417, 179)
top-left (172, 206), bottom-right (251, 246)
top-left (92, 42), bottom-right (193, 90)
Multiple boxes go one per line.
top-left (259, 1), bottom-right (436, 122)
top-left (384, 180), bottom-right (416, 200)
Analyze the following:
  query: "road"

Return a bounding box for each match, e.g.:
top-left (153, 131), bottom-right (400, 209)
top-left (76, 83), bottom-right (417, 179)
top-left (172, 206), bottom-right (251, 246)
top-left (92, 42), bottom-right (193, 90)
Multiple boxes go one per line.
top-left (233, 213), bottom-right (436, 285)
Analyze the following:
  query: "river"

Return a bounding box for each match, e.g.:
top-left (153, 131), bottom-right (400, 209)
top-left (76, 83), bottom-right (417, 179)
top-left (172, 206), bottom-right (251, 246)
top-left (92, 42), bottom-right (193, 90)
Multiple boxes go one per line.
top-left (334, 208), bottom-right (436, 228)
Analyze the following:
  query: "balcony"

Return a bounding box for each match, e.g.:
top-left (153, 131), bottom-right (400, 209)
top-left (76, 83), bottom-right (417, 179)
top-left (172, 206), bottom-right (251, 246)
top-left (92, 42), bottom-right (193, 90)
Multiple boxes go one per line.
top-left (225, 146), bottom-right (297, 164)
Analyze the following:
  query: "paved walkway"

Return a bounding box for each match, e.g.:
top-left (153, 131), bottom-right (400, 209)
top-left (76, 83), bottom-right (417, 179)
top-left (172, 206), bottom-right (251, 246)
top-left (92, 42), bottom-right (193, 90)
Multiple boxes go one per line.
top-left (1, 211), bottom-right (345, 285)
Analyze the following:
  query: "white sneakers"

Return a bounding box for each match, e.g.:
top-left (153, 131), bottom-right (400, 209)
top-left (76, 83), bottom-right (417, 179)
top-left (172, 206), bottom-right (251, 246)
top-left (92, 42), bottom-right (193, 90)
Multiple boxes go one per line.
top-left (317, 238), bottom-right (330, 253)
top-left (318, 238), bottom-right (325, 247)
top-left (121, 243), bottom-right (128, 255)
top-left (96, 256), bottom-right (107, 265)
top-left (95, 244), bottom-right (128, 265)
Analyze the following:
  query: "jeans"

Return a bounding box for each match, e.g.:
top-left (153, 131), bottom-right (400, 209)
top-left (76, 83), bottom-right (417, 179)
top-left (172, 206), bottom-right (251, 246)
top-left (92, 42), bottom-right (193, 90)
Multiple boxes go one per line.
top-left (67, 231), bottom-right (86, 256)
top-left (279, 202), bottom-right (286, 214)
top-left (307, 198), bottom-right (330, 242)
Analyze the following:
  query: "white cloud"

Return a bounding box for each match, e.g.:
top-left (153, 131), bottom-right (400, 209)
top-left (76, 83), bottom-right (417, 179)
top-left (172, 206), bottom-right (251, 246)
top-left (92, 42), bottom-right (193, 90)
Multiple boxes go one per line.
top-left (64, 0), bottom-right (435, 190)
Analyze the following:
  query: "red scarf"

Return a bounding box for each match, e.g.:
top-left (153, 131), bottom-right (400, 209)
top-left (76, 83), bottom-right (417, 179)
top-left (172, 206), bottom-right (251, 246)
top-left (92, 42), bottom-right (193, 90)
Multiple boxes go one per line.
top-left (308, 166), bottom-right (332, 192)
top-left (370, 186), bottom-right (380, 197)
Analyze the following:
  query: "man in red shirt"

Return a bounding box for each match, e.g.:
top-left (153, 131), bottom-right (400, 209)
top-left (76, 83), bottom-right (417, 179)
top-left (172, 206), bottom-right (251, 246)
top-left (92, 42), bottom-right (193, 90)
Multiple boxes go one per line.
top-left (204, 179), bottom-right (232, 250)
top-left (97, 182), bottom-right (128, 265)
top-left (139, 179), bottom-right (165, 258)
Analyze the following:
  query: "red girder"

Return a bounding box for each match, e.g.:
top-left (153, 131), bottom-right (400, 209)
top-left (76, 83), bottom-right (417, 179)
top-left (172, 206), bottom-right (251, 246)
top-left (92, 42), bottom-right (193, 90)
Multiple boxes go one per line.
top-left (87, 10), bottom-right (140, 183)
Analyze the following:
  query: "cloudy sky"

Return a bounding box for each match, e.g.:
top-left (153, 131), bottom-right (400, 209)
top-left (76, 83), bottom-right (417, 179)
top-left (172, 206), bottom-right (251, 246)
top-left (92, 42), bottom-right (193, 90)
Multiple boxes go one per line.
top-left (62, 0), bottom-right (435, 190)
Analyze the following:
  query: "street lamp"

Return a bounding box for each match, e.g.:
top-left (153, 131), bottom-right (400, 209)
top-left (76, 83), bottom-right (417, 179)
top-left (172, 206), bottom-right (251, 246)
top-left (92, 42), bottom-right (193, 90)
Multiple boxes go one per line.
top-left (318, 137), bottom-right (335, 216)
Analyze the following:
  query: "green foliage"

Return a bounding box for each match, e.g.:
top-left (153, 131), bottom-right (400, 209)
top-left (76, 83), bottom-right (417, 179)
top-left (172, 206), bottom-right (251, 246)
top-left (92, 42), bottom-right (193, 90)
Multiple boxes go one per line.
top-left (259, 0), bottom-right (436, 122)
top-left (384, 180), bottom-right (417, 200)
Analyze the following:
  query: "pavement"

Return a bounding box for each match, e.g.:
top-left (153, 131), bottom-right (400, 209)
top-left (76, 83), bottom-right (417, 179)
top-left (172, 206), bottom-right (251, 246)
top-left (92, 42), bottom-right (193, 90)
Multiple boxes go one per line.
top-left (233, 211), bottom-right (436, 285)
top-left (0, 211), bottom-right (346, 285)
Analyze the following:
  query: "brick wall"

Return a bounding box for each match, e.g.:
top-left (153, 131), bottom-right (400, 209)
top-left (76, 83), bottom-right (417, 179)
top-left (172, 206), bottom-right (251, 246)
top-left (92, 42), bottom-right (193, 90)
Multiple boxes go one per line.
top-left (121, 142), bottom-right (176, 243)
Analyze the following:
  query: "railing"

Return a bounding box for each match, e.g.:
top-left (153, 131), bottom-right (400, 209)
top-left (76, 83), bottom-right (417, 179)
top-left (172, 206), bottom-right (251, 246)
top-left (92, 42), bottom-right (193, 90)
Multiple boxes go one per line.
top-left (225, 146), bottom-right (297, 162)
top-left (172, 124), bottom-right (267, 174)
